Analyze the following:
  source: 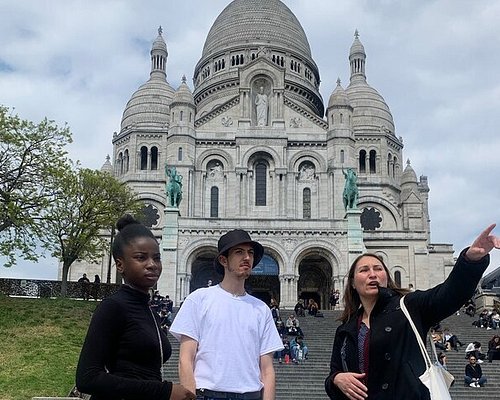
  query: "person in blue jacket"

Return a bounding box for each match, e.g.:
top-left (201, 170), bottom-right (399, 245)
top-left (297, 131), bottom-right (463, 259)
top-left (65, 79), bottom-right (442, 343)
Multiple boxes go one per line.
top-left (325, 224), bottom-right (500, 400)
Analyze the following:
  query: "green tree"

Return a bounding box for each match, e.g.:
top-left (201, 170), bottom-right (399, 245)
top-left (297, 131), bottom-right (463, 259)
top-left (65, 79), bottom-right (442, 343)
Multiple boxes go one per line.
top-left (0, 106), bottom-right (72, 266)
top-left (40, 167), bottom-right (142, 296)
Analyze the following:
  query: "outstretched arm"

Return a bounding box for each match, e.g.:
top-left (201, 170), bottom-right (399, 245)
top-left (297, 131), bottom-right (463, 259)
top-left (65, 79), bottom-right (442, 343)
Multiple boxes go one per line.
top-left (465, 224), bottom-right (500, 262)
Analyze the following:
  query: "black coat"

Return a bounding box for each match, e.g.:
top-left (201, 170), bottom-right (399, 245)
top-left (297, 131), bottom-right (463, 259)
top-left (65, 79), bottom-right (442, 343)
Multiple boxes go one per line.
top-left (76, 285), bottom-right (173, 400)
top-left (325, 249), bottom-right (489, 400)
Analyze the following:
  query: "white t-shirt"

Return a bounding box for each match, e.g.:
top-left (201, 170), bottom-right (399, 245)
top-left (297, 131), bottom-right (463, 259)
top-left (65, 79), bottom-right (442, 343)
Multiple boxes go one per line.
top-left (170, 285), bottom-right (283, 393)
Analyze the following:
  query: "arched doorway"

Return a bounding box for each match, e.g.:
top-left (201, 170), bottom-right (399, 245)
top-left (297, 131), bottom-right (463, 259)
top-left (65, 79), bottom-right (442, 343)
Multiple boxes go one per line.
top-left (190, 250), bottom-right (220, 292)
top-left (247, 254), bottom-right (280, 304)
top-left (190, 253), bottom-right (280, 303)
top-left (297, 254), bottom-right (332, 310)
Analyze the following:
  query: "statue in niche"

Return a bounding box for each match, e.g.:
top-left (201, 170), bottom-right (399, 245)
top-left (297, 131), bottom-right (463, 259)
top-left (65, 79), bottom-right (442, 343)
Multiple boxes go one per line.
top-left (255, 86), bottom-right (268, 126)
top-left (165, 165), bottom-right (183, 208)
top-left (342, 167), bottom-right (359, 211)
top-left (299, 164), bottom-right (315, 181)
top-left (209, 162), bottom-right (223, 178)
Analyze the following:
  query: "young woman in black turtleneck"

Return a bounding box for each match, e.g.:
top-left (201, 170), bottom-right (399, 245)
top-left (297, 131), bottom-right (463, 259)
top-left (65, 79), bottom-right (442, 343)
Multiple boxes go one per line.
top-left (76, 214), bottom-right (195, 400)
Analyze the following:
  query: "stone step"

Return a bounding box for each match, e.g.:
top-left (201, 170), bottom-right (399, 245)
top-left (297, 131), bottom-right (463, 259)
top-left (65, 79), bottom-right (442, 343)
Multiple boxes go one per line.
top-left (163, 309), bottom-right (500, 399)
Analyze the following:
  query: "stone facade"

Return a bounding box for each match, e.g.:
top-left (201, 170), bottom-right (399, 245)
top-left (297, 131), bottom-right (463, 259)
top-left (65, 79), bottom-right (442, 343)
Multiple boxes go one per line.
top-left (66, 0), bottom-right (454, 308)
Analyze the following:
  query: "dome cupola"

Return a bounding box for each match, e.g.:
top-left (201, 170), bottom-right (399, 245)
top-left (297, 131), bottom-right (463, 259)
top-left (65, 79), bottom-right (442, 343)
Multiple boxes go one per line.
top-left (328, 78), bottom-right (351, 109)
top-left (401, 159), bottom-right (418, 186)
top-left (100, 154), bottom-right (114, 175)
top-left (120, 27), bottom-right (175, 132)
top-left (172, 75), bottom-right (195, 105)
top-left (345, 31), bottom-right (396, 135)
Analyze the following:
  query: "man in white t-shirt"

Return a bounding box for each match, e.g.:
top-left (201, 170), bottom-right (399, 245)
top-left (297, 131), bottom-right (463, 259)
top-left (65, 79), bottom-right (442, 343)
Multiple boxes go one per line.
top-left (170, 229), bottom-right (283, 400)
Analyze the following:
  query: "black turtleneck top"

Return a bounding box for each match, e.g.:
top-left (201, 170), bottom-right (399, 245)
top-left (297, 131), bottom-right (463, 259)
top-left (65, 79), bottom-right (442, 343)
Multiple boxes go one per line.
top-left (76, 285), bottom-right (172, 400)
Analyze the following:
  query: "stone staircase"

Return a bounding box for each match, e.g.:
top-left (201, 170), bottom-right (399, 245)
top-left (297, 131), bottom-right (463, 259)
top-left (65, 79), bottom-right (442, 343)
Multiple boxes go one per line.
top-left (163, 309), bottom-right (500, 399)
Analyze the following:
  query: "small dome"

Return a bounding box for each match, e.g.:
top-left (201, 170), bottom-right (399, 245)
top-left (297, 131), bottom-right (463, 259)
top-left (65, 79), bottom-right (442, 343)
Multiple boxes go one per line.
top-left (120, 28), bottom-right (174, 131)
top-left (100, 155), bottom-right (114, 175)
top-left (346, 83), bottom-right (395, 134)
top-left (349, 29), bottom-right (365, 57)
top-left (120, 79), bottom-right (175, 130)
top-left (152, 26), bottom-right (167, 52)
top-left (401, 160), bottom-right (418, 185)
top-left (328, 78), bottom-right (351, 109)
top-left (172, 76), bottom-right (194, 105)
top-left (346, 32), bottom-right (395, 134)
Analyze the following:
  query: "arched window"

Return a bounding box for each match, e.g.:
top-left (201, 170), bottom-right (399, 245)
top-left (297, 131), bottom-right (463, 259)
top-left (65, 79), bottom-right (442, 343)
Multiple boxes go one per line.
top-left (124, 149), bottom-right (129, 172)
top-left (180, 111), bottom-right (184, 121)
top-left (140, 146), bottom-right (148, 170)
top-left (255, 162), bottom-right (267, 206)
top-left (359, 150), bottom-right (366, 173)
top-left (210, 186), bottom-right (219, 218)
top-left (393, 156), bottom-right (397, 177)
top-left (303, 188), bottom-right (311, 219)
top-left (151, 146), bottom-right (158, 170)
top-left (178, 147), bottom-right (183, 161)
top-left (340, 149), bottom-right (345, 164)
top-left (369, 150), bottom-right (377, 173)
top-left (394, 271), bottom-right (402, 288)
top-left (118, 152), bottom-right (124, 175)
top-left (387, 153), bottom-right (392, 176)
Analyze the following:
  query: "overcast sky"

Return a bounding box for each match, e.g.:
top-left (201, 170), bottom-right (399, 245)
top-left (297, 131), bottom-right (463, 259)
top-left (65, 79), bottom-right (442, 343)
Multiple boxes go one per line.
top-left (1, 0), bottom-right (499, 280)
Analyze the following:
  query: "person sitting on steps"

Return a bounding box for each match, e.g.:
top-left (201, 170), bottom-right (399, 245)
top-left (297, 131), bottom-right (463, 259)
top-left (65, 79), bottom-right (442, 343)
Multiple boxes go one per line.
top-left (487, 335), bottom-right (500, 363)
top-left (464, 354), bottom-right (487, 388)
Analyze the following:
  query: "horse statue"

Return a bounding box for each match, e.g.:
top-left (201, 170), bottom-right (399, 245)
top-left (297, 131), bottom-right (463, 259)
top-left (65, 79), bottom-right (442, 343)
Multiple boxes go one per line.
top-left (165, 165), bottom-right (183, 208)
top-left (342, 167), bottom-right (359, 211)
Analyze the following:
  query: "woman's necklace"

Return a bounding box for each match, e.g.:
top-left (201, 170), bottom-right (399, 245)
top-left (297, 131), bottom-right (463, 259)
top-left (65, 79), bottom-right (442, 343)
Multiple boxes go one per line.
top-left (218, 283), bottom-right (246, 297)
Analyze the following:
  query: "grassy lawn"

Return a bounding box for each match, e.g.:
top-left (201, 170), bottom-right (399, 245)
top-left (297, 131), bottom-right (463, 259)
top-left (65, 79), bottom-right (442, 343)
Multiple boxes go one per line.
top-left (0, 294), bottom-right (96, 400)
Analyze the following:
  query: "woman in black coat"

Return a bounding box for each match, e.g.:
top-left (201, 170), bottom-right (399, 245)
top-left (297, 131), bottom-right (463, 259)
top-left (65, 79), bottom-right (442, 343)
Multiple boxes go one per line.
top-left (325, 224), bottom-right (500, 400)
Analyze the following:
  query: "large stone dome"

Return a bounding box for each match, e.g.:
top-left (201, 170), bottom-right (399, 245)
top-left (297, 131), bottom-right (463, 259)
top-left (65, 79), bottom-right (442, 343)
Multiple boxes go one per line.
top-left (193, 0), bottom-right (323, 119)
top-left (201, 0), bottom-right (313, 61)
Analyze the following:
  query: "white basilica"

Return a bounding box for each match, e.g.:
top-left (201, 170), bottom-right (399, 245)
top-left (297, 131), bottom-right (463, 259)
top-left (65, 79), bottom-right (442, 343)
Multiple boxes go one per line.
top-left (82, 0), bottom-right (455, 308)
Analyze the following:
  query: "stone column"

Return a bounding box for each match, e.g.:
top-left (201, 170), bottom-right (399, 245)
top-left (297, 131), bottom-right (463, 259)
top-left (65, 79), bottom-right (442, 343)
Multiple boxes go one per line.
top-left (159, 207), bottom-right (179, 303)
top-left (345, 208), bottom-right (366, 268)
top-left (280, 274), bottom-right (298, 309)
top-left (178, 273), bottom-right (192, 302)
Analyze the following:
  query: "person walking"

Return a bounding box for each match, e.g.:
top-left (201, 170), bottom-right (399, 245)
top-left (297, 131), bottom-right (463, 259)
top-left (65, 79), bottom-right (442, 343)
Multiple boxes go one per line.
top-left (170, 229), bottom-right (283, 400)
top-left (78, 273), bottom-right (91, 300)
top-left (325, 224), bottom-right (500, 400)
top-left (76, 214), bottom-right (195, 400)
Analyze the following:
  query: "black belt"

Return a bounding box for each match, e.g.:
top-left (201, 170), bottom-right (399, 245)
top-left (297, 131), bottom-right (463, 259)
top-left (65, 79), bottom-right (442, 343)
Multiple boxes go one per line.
top-left (196, 389), bottom-right (261, 399)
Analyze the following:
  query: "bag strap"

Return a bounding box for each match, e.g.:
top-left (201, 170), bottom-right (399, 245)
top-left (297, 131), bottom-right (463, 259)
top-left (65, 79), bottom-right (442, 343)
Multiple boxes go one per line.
top-left (400, 295), bottom-right (432, 369)
top-left (429, 330), bottom-right (440, 363)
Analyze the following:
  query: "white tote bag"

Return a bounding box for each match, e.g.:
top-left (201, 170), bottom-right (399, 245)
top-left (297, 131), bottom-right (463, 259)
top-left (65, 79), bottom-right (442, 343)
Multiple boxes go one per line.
top-left (400, 296), bottom-right (454, 399)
